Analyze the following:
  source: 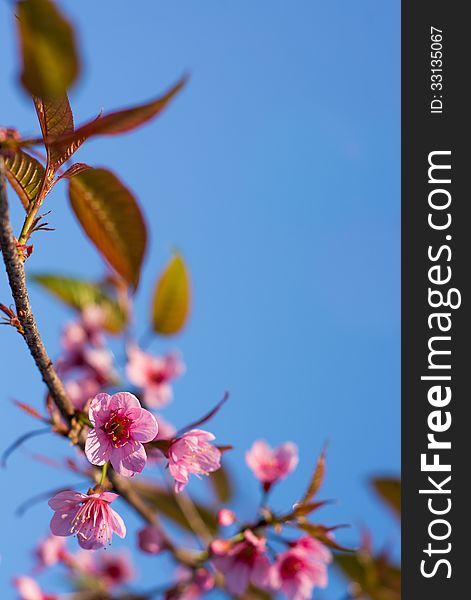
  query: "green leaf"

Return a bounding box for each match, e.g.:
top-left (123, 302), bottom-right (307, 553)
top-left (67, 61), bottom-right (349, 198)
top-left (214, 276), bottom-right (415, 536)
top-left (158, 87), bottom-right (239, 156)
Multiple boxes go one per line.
top-left (31, 273), bottom-right (127, 333)
top-left (371, 477), bottom-right (401, 518)
top-left (133, 481), bottom-right (218, 535)
top-left (239, 586), bottom-right (274, 600)
top-left (4, 149), bottom-right (45, 210)
top-left (68, 168), bottom-right (147, 289)
top-left (300, 446), bottom-right (326, 504)
top-left (16, 0), bottom-right (80, 99)
top-left (208, 464), bottom-right (234, 503)
top-left (335, 553), bottom-right (401, 600)
top-left (152, 254), bottom-right (190, 335)
top-left (33, 95), bottom-right (77, 169)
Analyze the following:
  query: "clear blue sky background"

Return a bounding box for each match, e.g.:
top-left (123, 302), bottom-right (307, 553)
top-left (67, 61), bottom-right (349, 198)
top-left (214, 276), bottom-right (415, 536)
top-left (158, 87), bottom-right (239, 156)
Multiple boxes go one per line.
top-left (0, 1), bottom-right (400, 598)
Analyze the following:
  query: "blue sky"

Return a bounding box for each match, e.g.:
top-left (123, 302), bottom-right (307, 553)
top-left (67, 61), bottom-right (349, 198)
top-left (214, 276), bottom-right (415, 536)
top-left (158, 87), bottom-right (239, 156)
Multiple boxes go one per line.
top-left (0, 1), bottom-right (400, 598)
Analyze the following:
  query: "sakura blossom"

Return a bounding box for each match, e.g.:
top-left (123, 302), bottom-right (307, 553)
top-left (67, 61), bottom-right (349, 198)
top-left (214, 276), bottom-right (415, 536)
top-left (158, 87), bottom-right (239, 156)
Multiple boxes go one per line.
top-left (173, 568), bottom-right (215, 600)
top-left (269, 537), bottom-right (332, 600)
top-left (56, 310), bottom-right (116, 411)
top-left (211, 530), bottom-right (272, 595)
top-left (138, 524), bottom-right (166, 554)
top-left (97, 551), bottom-right (135, 587)
top-left (217, 508), bottom-right (236, 527)
top-left (13, 576), bottom-right (55, 600)
top-left (48, 489), bottom-right (126, 550)
top-left (70, 549), bottom-right (134, 588)
top-left (34, 535), bottom-right (67, 570)
top-left (61, 305), bottom-right (105, 351)
top-left (85, 392), bottom-right (158, 477)
top-left (168, 429), bottom-right (221, 493)
top-left (126, 344), bottom-right (185, 407)
top-left (246, 440), bottom-right (298, 486)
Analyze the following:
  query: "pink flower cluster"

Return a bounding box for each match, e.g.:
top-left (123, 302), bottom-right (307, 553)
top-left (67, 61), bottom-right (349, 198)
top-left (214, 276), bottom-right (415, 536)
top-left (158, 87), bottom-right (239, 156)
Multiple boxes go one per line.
top-left (246, 440), bottom-right (299, 488)
top-left (56, 306), bottom-right (116, 410)
top-left (15, 535), bottom-right (135, 599)
top-left (168, 429), bottom-right (222, 493)
top-left (212, 532), bottom-right (332, 600)
top-left (126, 344), bottom-right (184, 407)
top-left (85, 392), bottom-right (158, 477)
top-left (48, 489), bottom-right (126, 550)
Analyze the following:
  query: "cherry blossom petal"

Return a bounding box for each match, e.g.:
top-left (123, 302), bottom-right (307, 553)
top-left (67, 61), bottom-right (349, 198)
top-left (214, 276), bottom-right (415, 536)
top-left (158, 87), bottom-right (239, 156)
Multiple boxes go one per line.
top-left (85, 428), bottom-right (112, 466)
top-left (110, 443), bottom-right (147, 477)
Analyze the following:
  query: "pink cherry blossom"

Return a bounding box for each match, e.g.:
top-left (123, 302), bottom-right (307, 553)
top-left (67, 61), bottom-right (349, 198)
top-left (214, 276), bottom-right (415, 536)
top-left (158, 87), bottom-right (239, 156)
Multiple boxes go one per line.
top-left (61, 305), bottom-right (105, 352)
top-left (218, 509), bottom-right (236, 527)
top-left (34, 535), bottom-right (67, 570)
top-left (48, 489), bottom-right (126, 550)
top-left (212, 530), bottom-right (271, 595)
top-left (168, 429), bottom-right (221, 493)
top-left (246, 440), bottom-right (298, 486)
top-left (269, 537), bottom-right (332, 600)
top-left (176, 568), bottom-right (215, 600)
top-left (293, 536), bottom-right (333, 563)
top-left (146, 415), bottom-right (177, 464)
top-left (71, 549), bottom-right (134, 587)
top-left (85, 392), bottom-right (158, 477)
top-left (98, 551), bottom-right (135, 587)
top-left (13, 576), bottom-right (55, 600)
top-left (138, 524), bottom-right (167, 554)
top-left (65, 377), bottom-right (101, 411)
top-left (126, 345), bottom-right (184, 407)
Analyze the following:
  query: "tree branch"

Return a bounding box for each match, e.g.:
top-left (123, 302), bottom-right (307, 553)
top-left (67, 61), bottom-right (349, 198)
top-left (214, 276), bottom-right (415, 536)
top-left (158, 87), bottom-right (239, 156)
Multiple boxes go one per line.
top-left (0, 157), bottom-right (75, 422)
top-left (1, 158), bottom-right (200, 569)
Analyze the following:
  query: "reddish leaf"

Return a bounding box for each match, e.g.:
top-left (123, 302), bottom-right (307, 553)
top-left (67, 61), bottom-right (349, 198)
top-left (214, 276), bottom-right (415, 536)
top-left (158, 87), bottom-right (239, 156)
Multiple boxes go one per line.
top-left (4, 149), bottom-right (45, 210)
top-left (45, 76), bottom-right (187, 151)
top-left (287, 499), bottom-right (333, 519)
top-left (33, 95), bottom-right (77, 169)
top-left (152, 254), bottom-right (191, 335)
top-left (178, 392), bottom-right (229, 435)
top-left (298, 522), bottom-right (354, 552)
top-left (300, 446), bottom-right (327, 504)
top-left (16, 0), bottom-right (80, 99)
top-left (55, 162), bottom-right (91, 182)
top-left (68, 168), bottom-right (147, 289)
top-left (13, 399), bottom-right (47, 422)
top-left (208, 464), bottom-right (234, 503)
top-left (371, 477), bottom-right (401, 518)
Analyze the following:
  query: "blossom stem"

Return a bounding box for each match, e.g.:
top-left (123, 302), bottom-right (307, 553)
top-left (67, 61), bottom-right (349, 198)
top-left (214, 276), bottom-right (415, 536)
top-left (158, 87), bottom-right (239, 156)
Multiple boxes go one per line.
top-left (100, 462), bottom-right (108, 486)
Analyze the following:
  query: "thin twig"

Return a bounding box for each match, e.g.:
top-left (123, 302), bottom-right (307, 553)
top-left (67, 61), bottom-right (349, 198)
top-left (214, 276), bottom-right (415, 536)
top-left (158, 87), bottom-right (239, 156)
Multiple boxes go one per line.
top-left (0, 157), bottom-right (75, 422)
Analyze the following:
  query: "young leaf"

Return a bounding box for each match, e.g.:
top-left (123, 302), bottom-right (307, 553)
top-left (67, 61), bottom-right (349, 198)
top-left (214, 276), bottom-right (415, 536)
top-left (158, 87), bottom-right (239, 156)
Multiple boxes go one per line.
top-left (152, 254), bottom-right (190, 335)
top-left (177, 392), bottom-right (228, 435)
top-left (55, 162), bottom-right (90, 182)
top-left (33, 95), bottom-right (76, 169)
top-left (31, 273), bottom-right (127, 333)
top-left (297, 523), bottom-right (354, 552)
top-left (13, 399), bottom-right (47, 422)
top-left (45, 76), bottom-right (187, 150)
top-left (16, 0), bottom-right (80, 99)
top-left (208, 464), bottom-right (234, 503)
top-left (371, 477), bottom-right (401, 518)
top-left (68, 168), bottom-right (147, 289)
top-left (300, 446), bottom-right (327, 504)
top-left (335, 553), bottom-right (401, 600)
top-left (132, 481), bottom-right (218, 535)
top-left (4, 149), bottom-right (45, 210)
